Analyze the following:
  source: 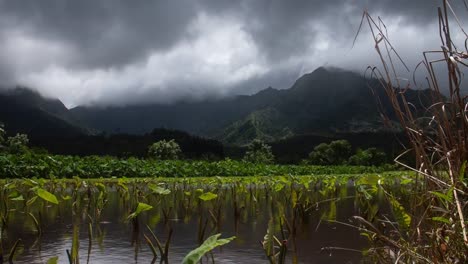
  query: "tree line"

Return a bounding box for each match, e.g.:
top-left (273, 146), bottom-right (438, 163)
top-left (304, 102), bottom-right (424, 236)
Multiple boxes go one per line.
top-left (1, 123), bottom-right (390, 166)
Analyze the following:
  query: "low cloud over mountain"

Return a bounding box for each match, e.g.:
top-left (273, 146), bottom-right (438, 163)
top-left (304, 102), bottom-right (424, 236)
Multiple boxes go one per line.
top-left (0, 0), bottom-right (465, 107)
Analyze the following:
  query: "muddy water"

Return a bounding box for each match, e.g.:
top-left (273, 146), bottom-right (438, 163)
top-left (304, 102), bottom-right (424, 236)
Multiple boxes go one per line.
top-left (4, 185), bottom-right (369, 264)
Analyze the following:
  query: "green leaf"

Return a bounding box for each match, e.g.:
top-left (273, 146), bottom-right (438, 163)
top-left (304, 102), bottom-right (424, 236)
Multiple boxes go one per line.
top-left (460, 161), bottom-right (466, 182)
top-left (37, 188), bottom-right (59, 204)
top-left (8, 191), bottom-right (20, 199)
top-left (274, 183), bottom-right (284, 192)
top-left (11, 195), bottom-right (24, 201)
top-left (46, 256), bottom-right (59, 264)
top-left (26, 196), bottom-right (37, 207)
top-left (61, 195), bottom-right (72, 201)
top-left (182, 234), bottom-right (235, 264)
top-left (149, 184), bottom-right (171, 195)
top-left (431, 217), bottom-right (451, 224)
top-left (389, 197), bottom-right (411, 229)
top-left (199, 192), bottom-right (217, 201)
top-left (429, 190), bottom-right (453, 203)
top-left (262, 218), bottom-right (275, 256)
top-left (95, 182), bottom-right (106, 193)
top-left (5, 183), bottom-right (16, 190)
top-left (128, 202), bottom-right (153, 219)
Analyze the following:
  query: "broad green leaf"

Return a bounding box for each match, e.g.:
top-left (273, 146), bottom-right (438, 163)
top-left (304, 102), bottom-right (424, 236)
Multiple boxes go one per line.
top-left (8, 191), bottom-right (20, 198)
top-left (128, 202), bottom-right (153, 219)
top-left (5, 183), bottom-right (16, 190)
top-left (182, 234), bottom-right (235, 264)
top-left (274, 183), bottom-right (284, 192)
top-left (199, 192), bottom-right (217, 201)
top-left (11, 195), bottom-right (24, 201)
top-left (37, 188), bottom-right (59, 204)
top-left (95, 182), bottom-right (106, 193)
top-left (46, 256), bottom-right (59, 264)
top-left (26, 196), bottom-right (37, 207)
top-left (149, 185), bottom-right (171, 195)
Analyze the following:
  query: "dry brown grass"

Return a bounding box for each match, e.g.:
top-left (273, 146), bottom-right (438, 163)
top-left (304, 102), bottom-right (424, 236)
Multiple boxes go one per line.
top-left (354, 0), bottom-right (468, 262)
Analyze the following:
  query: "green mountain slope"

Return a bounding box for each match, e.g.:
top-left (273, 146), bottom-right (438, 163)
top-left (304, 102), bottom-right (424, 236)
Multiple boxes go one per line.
top-left (0, 87), bottom-right (88, 138)
top-left (218, 107), bottom-right (294, 145)
top-left (3, 67), bottom-right (434, 145)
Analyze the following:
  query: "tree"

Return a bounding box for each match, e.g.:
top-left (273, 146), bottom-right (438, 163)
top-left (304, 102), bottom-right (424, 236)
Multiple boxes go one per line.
top-left (308, 140), bottom-right (352, 165)
top-left (348, 148), bottom-right (387, 166)
top-left (148, 139), bottom-right (181, 160)
top-left (243, 139), bottom-right (275, 164)
top-left (6, 133), bottom-right (29, 154)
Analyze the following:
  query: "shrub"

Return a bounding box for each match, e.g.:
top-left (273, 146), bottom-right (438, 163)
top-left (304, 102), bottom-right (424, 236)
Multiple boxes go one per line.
top-left (6, 133), bottom-right (29, 154)
top-left (148, 139), bottom-right (181, 160)
top-left (243, 139), bottom-right (275, 164)
top-left (309, 140), bottom-right (352, 165)
top-left (348, 148), bottom-right (387, 166)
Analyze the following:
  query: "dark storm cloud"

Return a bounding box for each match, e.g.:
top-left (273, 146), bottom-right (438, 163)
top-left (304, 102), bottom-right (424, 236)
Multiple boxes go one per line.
top-left (0, 0), bottom-right (461, 107)
top-left (195, 0), bottom-right (443, 63)
top-left (0, 0), bottom-right (198, 68)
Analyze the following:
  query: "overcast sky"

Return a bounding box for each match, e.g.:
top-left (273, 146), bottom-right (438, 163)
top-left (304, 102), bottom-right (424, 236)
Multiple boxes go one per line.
top-left (0, 0), bottom-right (466, 107)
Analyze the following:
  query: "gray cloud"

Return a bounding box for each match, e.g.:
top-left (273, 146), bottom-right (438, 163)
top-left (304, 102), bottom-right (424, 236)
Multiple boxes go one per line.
top-left (0, 0), bottom-right (198, 69)
top-left (0, 0), bottom-right (463, 107)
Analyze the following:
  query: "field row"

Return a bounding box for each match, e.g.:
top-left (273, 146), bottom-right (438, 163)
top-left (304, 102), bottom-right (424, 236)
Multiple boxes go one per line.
top-left (0, 153), bottom-right (397, 179)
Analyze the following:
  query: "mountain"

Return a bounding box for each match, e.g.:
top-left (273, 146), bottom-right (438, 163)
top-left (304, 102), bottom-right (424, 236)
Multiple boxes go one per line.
top-left (70, 84), bottom-right (283, 136)
top-left (1, 67), bottom-right (434, 147)
top-left (71, 67), bottom-right (432, 145)
top-left (0, 87), bottom-right (88, 138)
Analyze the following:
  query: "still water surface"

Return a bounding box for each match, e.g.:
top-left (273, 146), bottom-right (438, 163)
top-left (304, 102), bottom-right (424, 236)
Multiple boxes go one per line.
top-left (5, 185), bottom-right (368, 264)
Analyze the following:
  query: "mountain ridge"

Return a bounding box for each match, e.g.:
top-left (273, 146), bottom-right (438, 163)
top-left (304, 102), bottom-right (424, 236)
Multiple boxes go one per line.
top-left (0, 67), bottom-right (434, 145)
top-left (0, 87), bottom-right (88, 138)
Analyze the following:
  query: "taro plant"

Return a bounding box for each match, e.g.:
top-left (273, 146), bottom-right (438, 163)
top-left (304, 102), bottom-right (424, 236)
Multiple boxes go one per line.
top-left (260, 218), bottom-right (288, 264)
top-left (128, 202), bottom-right (153, 234)
top-left (128, 202), bottom-right (153, 220)
top-left (144, 225), bottom-right (173, 264)
top-left (182, 233), bottom-right (235, 264)
top-left (67, 223), bottom-right (80, 264)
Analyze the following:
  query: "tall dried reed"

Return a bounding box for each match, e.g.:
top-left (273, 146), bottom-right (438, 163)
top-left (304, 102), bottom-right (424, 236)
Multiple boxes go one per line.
top-left (355, 0), bottom-right (468, 262)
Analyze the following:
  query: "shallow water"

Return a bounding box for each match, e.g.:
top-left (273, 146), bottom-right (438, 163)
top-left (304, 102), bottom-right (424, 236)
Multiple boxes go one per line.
top-left (3, 182), bottom-right (371, 264)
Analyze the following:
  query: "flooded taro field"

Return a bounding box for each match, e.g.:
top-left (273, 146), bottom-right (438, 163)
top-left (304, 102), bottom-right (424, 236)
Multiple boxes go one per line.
top-left (0, 174), bottom-right (411, 263)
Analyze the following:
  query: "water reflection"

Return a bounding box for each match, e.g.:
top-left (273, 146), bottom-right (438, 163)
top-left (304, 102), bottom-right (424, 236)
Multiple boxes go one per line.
top-left (5, 182), bottom-right (368, 264)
